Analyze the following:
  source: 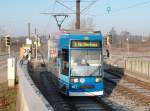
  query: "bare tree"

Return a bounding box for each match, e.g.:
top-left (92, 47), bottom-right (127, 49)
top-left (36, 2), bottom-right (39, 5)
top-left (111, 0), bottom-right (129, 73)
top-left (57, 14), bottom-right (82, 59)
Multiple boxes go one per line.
top-left (0, 26), bottom-right (6, 52)
top-left (68, 17), bottom-right (95, 31)
top-left (119, 30), bottom-right (130, 48)
top-left (109, 27), bottom-right (118, 47)
top-left (0, 25), bottom-right (5, 36)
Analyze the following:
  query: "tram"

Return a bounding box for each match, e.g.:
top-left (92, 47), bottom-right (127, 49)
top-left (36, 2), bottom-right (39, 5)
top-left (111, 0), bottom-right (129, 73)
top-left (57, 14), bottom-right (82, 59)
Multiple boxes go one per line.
top-left (50, 30), bottom-right (104, 96)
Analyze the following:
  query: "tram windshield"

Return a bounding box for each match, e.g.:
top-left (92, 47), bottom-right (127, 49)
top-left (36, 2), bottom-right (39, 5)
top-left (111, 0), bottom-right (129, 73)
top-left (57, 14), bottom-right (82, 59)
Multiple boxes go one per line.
top-left (71, 50), bottom-right (101, 76)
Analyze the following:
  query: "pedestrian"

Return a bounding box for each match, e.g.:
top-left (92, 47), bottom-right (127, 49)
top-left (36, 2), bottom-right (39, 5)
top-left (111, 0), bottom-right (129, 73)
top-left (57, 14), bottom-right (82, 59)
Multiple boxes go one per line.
top-left (106, 49), bottom-right (110, 58)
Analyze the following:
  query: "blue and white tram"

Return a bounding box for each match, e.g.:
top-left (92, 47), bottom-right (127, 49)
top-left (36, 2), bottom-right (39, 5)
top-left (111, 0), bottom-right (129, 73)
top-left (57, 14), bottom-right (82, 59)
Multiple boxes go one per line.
top-left (51, 31), bottom-right (104, 96)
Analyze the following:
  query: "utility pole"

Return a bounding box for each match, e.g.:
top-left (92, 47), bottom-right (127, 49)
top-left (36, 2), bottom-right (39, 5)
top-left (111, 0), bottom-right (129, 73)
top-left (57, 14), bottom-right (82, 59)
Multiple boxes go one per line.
top-left (35, 28), bottom-right (38, 60)
top-left (126, 37), bottom-right (129, 57)
top-left (35, 28), bottom-right (37, 35)
top-left (76, 0), bottom-right (80, 29)
top-left (28, 23), bottom-right (31, 38)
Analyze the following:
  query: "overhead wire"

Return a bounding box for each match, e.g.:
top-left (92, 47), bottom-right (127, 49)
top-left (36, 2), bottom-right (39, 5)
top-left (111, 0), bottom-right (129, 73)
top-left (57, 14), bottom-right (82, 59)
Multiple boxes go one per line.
top-left (59, 0), bottom-right (96, 2)
top-left (43, 0), bottom-right (109, 30)
top-left (52, 0), bottom-right (57, 12)
top-left (56, 0), bottom-right (75, 12)
top-left (111, 0), bottom-right (150, 14)
top-left (42, 0), bottom-right (57, 35)
top-left (50, 0), bottom-right (100, 29)
top-left (80, 0), bottom-right (98, 13)
top-left (55, 0), bottom-right (99, 15)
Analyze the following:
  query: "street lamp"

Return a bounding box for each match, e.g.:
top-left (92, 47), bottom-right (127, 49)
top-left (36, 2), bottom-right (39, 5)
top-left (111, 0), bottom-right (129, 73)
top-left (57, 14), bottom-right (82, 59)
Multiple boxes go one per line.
top-left (34, 34), bottom-right (38, 60)
top-left (126, 37), bottom-right (129, 57)
top-left (16, 40), bottom-right (18, 55)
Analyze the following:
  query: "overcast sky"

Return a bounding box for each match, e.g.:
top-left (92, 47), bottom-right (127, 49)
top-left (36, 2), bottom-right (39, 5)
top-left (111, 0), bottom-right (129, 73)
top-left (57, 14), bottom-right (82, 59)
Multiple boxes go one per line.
top-left (0, 0), bottom-right (150, 36)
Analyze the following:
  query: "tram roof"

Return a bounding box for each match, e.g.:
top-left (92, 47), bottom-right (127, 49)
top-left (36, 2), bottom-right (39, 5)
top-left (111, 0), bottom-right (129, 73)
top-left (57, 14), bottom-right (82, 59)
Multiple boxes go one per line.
top-left (58, 33), bottom-right (104, 49)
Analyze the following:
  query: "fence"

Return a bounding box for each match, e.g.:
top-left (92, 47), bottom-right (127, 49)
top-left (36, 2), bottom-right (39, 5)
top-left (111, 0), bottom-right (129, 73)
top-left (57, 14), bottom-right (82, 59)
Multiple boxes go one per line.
top-left (125, 58), bottom-right (150, 83)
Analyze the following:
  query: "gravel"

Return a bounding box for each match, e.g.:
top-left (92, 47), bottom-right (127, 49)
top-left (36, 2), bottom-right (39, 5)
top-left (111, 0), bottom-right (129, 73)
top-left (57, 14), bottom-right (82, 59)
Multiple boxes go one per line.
top-left (106, 87), bottom-right (150, 111)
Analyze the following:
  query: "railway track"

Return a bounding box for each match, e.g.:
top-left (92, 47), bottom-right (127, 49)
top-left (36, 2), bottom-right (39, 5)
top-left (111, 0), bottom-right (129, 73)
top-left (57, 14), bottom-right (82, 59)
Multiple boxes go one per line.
top-left (104, 69), bottom-right (150, 106)
top-left (29, 69), bottom-right (112, 110)
top-left (28, 59), bottom-right (131, 111)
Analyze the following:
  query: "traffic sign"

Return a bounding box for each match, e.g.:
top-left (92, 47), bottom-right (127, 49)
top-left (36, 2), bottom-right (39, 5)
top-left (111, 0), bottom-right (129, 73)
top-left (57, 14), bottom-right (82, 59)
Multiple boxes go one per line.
top-left (23, 44), bottom-right (31, 56)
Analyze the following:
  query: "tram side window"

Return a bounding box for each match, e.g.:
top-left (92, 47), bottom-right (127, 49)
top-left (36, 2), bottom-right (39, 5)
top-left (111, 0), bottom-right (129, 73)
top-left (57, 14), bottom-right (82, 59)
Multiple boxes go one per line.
top-left (61, 49), bottom-right (69, 75)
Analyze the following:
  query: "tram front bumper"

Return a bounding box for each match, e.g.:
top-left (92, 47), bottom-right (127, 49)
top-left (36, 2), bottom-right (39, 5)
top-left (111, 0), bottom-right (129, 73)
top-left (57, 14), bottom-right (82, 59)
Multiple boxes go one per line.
top-left (69, 91), bottom-right (103, 96)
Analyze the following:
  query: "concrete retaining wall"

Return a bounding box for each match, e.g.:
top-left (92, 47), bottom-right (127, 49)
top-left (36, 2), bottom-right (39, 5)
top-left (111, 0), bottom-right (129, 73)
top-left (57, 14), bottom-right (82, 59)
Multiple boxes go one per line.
top-left (17, 60), bottom-right (54, 111)
top-left (125, 59), bottom-right (150, 83)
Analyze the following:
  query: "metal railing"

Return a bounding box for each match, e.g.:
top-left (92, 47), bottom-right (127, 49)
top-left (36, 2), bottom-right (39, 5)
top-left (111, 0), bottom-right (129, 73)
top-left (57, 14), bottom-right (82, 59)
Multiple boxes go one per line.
top-left (125, 58), bottom-right (150, 83)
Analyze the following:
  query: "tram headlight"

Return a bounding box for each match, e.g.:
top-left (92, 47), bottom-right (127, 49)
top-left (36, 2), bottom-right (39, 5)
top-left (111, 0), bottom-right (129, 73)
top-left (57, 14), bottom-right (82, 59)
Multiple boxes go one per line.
top-left (70, 77), bottom-right (79, 83)
top-left (96, 77), bottom-right (102, 83)
top-left (80, 78), bottom-right (85, 83)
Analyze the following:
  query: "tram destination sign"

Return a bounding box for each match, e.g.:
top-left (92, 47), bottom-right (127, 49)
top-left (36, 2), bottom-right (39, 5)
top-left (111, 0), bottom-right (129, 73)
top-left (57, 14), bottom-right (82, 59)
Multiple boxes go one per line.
top-left (71, 40), bottom-right (101, 48)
